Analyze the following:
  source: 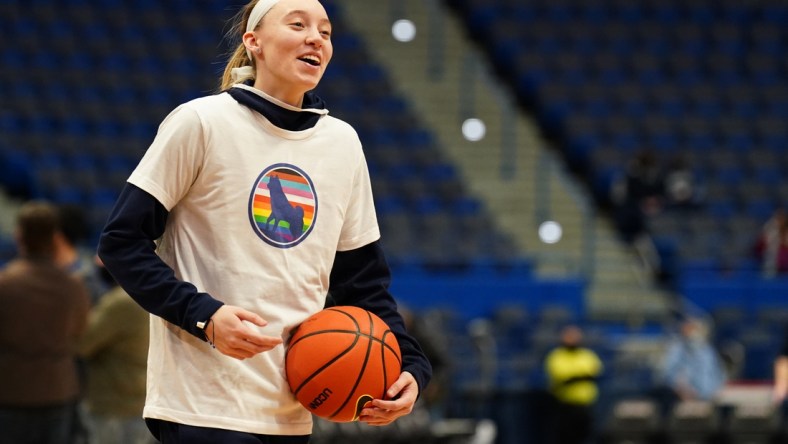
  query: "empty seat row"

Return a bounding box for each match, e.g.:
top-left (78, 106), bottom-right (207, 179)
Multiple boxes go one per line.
top-left (0, 0), bottom-right (517, 271)
top-left (447, 0), bottom-right (788, 279)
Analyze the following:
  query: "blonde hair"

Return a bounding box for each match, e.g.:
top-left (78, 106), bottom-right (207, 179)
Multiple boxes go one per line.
top-left (219, 0), bottom-right (261, 91)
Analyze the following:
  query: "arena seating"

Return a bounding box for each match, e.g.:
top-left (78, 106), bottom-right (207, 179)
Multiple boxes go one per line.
top-left (445, 0), bottom-right (788, 281)
top-left (0, 0), bottom-right (522, 273)
top-left (443, 1), bottom-right (788, 441)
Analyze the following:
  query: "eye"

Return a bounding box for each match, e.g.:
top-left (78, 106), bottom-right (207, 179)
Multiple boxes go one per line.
top-left (320, 29), bottom-right (332, 37)
top-left (290, 21), bottom-right (305, 28)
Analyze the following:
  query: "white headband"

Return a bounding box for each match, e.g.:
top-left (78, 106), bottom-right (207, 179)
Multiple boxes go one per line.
top-left (245, 0), bottom-right (280, 61)
top-left (232, 0), bottom-right (280, 84)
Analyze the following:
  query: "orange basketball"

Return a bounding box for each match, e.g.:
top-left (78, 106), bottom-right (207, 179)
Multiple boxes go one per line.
top-left (285, 306), bottom-right (402, 422)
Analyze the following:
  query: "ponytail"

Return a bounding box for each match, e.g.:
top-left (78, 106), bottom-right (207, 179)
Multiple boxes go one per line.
top-left (220, 43), bottom-right (255, 91)
top-left (219, 0), bottom-right (260, 91)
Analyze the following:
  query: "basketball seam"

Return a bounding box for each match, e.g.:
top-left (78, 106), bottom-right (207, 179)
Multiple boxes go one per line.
top-left (291, 333), bottom-right (360, 397)
top-left (329, 309), bottom-right (374, 420)
top-left (288, 308), bottom-right (364, 398)
top-left (291, 329), bottom-right (392, 346)
top-left (286, 306), bottom-right (402, 422)
top-left (380, 330), bottom-right (402, 366)
top-left (325, 307), bottom-right (401, 362)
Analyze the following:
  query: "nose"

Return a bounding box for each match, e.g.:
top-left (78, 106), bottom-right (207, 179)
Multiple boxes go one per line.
top-left (305, 27), bottom-right (322, 48)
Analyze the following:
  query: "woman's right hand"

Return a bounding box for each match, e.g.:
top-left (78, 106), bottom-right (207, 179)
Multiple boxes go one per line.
top-left (207, 305), bottom-right (283, 359)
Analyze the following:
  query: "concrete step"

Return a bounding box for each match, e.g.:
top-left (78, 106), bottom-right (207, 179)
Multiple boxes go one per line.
top-left (335, 0), bottom-right (671, 321)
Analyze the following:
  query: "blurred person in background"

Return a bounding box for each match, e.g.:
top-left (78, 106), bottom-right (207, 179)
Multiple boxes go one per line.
top-left (771, 321), bottom-right (788, 408)
top-left (663, 153), bottom-right (703, 211)
top-left (653, 317), bottom-right (726, 416)
top-left (610, 149), bottom-right (665, 243)
top-left (0, 200), bottom-right (90, 444)
top-left (753, 207), bottom-right (788, 277)
top-left (55, 204), bottom-right (108, 444)
top-left (610, 149), bottom-right (665, 281)
top-left (77, 257), bottom-right (152, 444)
top-left (544, 325), bottom-right (604, 444)
top-left (56, 203), bottom-right (109, 305)
top-left (773, 335), bottom-right (788, 405)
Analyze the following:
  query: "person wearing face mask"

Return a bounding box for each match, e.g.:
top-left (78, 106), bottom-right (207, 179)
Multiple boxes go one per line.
top-left (653, 317), bottom-right (726, 417)
top-left (544, 325), bottom-right (604, 444)
top-left (96, 0), bottom-right (431, 442)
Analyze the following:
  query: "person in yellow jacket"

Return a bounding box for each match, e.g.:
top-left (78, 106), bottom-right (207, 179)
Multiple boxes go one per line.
top-left (544, 325), bottom-right (604, 444)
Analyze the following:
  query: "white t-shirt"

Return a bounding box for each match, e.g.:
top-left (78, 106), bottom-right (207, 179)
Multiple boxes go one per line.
top-left (127, 85), bottom-right (380, 435)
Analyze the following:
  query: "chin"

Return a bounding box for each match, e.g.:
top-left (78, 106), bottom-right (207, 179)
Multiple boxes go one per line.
top-left (299, 80), bottom-right (322, 94)
top-left (299, 71), bottom-right (325, 88)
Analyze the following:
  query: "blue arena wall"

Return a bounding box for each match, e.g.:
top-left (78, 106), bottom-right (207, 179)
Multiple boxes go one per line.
top-left (680, 276), bottom-right (788, 315)
top-left (390, 269), bottom-right (586, 321)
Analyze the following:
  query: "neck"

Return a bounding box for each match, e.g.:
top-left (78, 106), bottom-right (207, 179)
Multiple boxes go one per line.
top-left (226, 85), bottom-right (326, 132)
top-left (54, 244), bottom-right (78, 269)
top-left (253, 79), bottom-right (305, 108)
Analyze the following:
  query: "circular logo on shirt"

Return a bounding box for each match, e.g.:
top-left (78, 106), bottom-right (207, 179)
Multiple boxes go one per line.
top-left (248, 164), bottom-right (318, 248)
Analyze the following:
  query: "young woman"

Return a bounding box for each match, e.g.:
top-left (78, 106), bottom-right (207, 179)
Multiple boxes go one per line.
top-left (97, 0), bottom-right (431, 442)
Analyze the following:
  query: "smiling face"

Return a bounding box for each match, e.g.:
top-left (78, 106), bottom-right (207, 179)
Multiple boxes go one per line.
top-left (244, 0), bottom-right (333, 106)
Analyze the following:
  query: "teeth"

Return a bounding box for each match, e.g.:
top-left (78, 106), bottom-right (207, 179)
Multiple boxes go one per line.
top-left (300, 55), bottom-right (320, 65)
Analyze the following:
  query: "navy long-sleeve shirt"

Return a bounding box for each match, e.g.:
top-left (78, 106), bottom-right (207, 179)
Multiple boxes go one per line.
top-left (98, 185), bottom-right (431, 394)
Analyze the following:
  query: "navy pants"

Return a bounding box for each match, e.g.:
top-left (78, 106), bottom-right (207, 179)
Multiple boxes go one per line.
top-left (147, 419), bottom-right (310, 444)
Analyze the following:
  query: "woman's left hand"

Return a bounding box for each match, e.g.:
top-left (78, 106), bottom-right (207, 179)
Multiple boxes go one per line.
top-left (358, 371), bottom-right (419, 426)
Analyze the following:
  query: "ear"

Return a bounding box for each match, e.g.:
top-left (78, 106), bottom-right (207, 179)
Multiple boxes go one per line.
top-left (243, 31), bottom-right (262, 58)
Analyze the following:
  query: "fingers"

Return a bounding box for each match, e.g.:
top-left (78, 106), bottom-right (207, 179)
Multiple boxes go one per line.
top-left (210, 306), bottom-right (283, 360)
top-left (237, 309), bottom-right (267, 328)
top-left (386, 371), bottom-right (418, 402)
top-left (218, 330), bottom-right (282, 359)
top-left (383, 372), bottom-right (412, 400)
top-left (358, 400), bottom-right (414, 426)
top-left (359, 405), bottom-right (412, 426)
top-left (358, 371), bottom-right (418, 426)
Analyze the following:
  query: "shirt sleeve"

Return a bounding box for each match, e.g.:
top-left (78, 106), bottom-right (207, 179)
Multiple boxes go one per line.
top-left (127, 103), bottom-right (207, 211)
top-left (328, 241), bottom-right (432, 394)
top-left (659, 341), bottom-right (682, 385)
top-left (97, 183), bottom-right (223, 340)
top-left (336, 145), bottom-right (380, 252)
top-left (705, 348), bottom-right (726, 397)
top-left (544, 350), bottom-right (560, 383)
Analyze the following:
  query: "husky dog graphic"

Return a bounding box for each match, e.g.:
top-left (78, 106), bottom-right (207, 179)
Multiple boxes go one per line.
top-left (266, 174), bottom-right (305, 239)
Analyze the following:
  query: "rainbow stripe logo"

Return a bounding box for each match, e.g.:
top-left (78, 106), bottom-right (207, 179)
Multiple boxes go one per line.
top-left (248, 163), bottom-right (318, 248)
